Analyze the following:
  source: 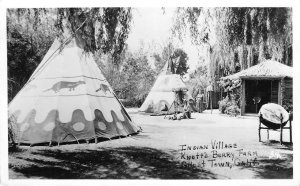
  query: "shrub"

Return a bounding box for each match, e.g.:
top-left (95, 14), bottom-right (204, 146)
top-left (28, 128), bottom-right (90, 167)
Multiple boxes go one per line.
top-left (282, 100), bottom-right (293, 113)
top-left (8, 115), bottom-right (18, 151)
top-left (218, 94), bottom-right (240, 116)
top-left (225, 104), bottom-right (241, 116)
top-left (219, 96), bottom-right (229, 113)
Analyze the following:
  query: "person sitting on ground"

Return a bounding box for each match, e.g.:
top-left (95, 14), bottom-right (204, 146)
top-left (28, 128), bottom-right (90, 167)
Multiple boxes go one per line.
top-left (183, 98), bottom-right (191, 119)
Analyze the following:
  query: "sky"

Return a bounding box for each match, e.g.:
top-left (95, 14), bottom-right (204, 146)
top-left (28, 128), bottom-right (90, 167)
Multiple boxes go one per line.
top-left (126, 8), bottom-right (202, 73)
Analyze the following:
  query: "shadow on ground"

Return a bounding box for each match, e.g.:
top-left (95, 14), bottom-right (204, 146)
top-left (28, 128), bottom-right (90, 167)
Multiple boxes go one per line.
top-left (262, 140), bottom-right (293, 151)
top-left (253, 153), bottom-right (293, 179)
top-left (9, 146), bottom-right (218, 179)
top-left (239, 140), bottom-right (293, 179)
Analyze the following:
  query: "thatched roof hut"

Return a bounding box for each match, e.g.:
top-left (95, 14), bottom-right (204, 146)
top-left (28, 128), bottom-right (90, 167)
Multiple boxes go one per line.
top-left (222, 60), bottom-right (293, 115)
top-left (222, 60), bottom-right (293, 80)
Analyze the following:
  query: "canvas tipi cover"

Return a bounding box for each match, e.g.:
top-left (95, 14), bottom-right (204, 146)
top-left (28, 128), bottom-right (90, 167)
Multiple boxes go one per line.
top-left (139, 62), bottom-right (188, 113)
top-left (8, 37), bottom-right (140, 145)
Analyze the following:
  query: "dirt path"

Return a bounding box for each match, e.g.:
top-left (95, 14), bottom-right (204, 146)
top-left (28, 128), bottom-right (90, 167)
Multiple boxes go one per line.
top-left (9, 109), bottom-right (293, 179)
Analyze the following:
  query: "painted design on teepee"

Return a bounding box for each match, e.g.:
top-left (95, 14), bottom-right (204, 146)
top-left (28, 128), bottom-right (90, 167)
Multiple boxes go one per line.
top-left (95, 84), bottom-right (111, 94)
top-left (93, 109), bottom-right (137, 138)
top-left (12, 107), bottom-right (138, 144)
top-left (44, 80), bottom-right (86, 93)
top-left (9, 36), bottom-right (140, 145)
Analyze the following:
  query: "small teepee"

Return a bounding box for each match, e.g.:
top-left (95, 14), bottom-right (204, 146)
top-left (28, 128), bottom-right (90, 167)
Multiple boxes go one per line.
top-left (139, 60), bottom-right (188, 114)
top-left (8, 36), bottom-right (140, 145)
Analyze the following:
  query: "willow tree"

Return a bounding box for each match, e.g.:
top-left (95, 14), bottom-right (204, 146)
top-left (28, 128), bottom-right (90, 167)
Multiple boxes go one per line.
top-left (7, 9), bottom-right (56, 101)
top-left (172, 7), bottom-right (292, 81)
top-left (7, 8), bottom-right (133, 101)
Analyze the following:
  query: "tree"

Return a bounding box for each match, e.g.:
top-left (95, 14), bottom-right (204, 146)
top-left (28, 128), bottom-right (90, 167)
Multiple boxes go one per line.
top-left (96, 45), bottom-right (156, 107)
top-left (7, 8), bottom-right (134, 101)
top-left (119, 50), bottom-right (156, 106)
top-left (187, 64), bottom-right (208, 98)
top-left (152, 43), bottom-right (189, 76)
top-left (152, 53), bottom-right (164, 73)
top-left (172, 7), bottom-right (292, 79)
top-left (152, 41), bottom-right (175, 74)
top-left (7, 9), bottom-right (56, 101)
top-left (172, 48), bottom-right (189, 75)
top-left (54, 8), bottom-right (133, 66)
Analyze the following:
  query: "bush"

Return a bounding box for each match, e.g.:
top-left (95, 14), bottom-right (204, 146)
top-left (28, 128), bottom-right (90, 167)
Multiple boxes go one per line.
top-left (218, 94), bottom-right (240, 116)
top-left (8, 115), bottom-right (18, 151)
top-left (282, 100), bottom-right (293, 113)
top-left (120, 98), bottom-right (143, 108)
top-left (225, 104), bottom-right (241, 116)
top-left (218, 96), bottom-right (229, 113)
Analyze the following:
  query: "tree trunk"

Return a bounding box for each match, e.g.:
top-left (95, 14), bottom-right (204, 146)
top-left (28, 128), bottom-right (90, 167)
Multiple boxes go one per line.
top-left (247, 45), bottom-right (252, 67)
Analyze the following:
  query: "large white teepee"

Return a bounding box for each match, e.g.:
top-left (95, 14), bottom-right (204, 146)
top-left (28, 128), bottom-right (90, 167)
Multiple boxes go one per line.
top-left (139, 62), bottom-right (188, 113)
top-left (9, 37), bottom-right (140, 145)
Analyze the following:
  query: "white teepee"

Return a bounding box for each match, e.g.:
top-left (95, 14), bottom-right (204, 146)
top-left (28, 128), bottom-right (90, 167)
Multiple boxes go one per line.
top-left (139, 62), bottom-right (188, 113)
top-left (9, 37), bottom-right (140, 145)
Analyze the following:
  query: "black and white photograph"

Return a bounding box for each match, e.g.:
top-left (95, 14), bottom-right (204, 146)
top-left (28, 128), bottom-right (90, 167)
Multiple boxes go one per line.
top-left (0, 0), bottom-right (299, 185)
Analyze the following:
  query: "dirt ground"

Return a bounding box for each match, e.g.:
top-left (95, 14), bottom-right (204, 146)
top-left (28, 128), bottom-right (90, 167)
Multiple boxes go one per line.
top-left (9, 109), bottom-right (293, 179)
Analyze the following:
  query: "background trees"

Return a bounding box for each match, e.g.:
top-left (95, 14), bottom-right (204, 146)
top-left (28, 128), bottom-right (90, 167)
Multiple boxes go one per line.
top-left (173, 7), bottom-right (292, 112)
top-left (95, 46), bottom-right (156, 107)
top-left (173, 7), bottom-right (292, 81)
top-left (7, 7), bottom-right (292, 108)
top-left (7, 9), bottom-right (56, 101)
top-left (7, 8), bottom-right (189, 106)
top-left (7, 8), bottom-right (134, 102)
top-left (152, 42), bottom-right (189, 76)
top-left (172, 48), bottom-right (189, 75)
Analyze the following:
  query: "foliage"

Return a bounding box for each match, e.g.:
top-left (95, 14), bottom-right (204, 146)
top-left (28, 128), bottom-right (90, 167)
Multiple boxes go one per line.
top-left (7, 9), bottom-right (56, 102)
top-left (172, 48), bottom-right (189, 75)
top-left (218, 78), bottom-right (241, 93)
top-left (8, 115), bottom-right (18, 150)
top-left (152, 42), bottom-right (174, 74)
top-left (152, 44), bottom-right (189, 76)
top-left (53, 8), bottom-right (133, 65)
top-left (120, 51), bottom-right (156, 106)
top-left (152, 53), bottom-right (165, 73)
top-left (224, 104), bottom-right (241, 116)
top-left (7, 8), bottom-right (134, 102)
top-left (282, 100), bottom-right (293, 113)
top-left (186, 64), bottom-right (208, 98)
top-left (9, 7), bottom-right (133, 65)
top-left (218, 94), bottom-right (240, 116)
top-left (218, 96), bottom-right (229, 114)
top-left (96, 48), bottom-right (156, 107)
top-left (173, 8), bottom-right (292, 111)
top-left (172, 7), bottom-right (292, 79)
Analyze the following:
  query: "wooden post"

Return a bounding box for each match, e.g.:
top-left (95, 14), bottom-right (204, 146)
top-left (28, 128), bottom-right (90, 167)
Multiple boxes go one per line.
top-left (289, 114), bottom-right (293, 144)
top-left (258, 114), bottom-right (262, 142)
top-left (280, 113), bottom-right (283, 145)
top-left (210, 91), bottom-right (213, 114)
top-left (270, 80), bottom-right (272, 102)
top-left (241, 79), bottom-right (245, 115)
top-left (280, 126), bottom-right (283, 145)
top-left (278, 79), bottom-right (282, 105)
